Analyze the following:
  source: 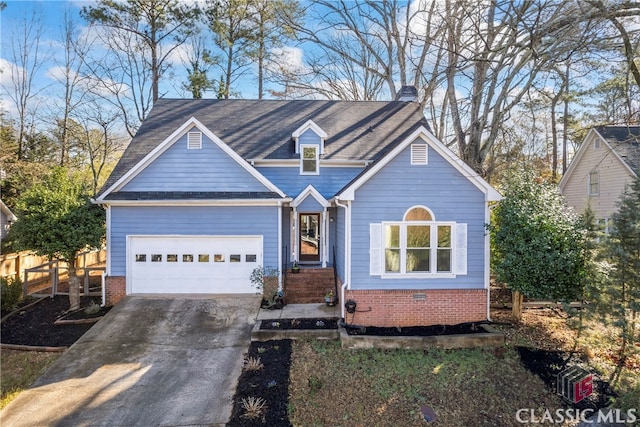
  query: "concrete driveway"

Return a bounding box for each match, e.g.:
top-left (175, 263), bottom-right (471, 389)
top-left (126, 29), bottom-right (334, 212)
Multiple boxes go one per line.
top-left (0, 295), bottom-right (261, 427)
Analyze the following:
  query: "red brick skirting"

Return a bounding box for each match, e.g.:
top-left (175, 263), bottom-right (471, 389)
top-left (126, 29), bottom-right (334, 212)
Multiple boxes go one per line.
top-left (343, 289), bottom-right (487, 327)
top-left (105, 276), bottom-right (126, 306)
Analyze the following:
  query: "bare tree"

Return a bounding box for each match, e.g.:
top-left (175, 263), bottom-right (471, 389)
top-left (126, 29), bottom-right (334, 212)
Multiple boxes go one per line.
top-left (182, 32), bottom-right (217, 99)
top-left (3, 10), bottom-right (49, 160)
top-left (285, 0), bottom-right (444, 100)
top-left (82, 0), bottom-right (200, 103)
top-left (48, 9), bottom-right (92, 166)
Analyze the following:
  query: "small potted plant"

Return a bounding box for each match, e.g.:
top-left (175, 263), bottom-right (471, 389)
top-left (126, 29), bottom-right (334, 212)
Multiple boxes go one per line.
top-left (291, 261), bottom-right (300, 273)
top-left (324, 289), bottom-right (337, 306)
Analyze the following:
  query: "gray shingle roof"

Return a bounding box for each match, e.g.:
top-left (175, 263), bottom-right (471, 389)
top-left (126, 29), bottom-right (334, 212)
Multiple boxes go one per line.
top-left (99, 99), bottom-right (429, 197)
top-left (595, 125), bottom-right (640, 174)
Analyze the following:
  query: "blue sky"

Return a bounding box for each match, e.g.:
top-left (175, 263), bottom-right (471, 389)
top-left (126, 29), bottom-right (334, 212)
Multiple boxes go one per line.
top-left (1, 0), bottom-right (308, 125)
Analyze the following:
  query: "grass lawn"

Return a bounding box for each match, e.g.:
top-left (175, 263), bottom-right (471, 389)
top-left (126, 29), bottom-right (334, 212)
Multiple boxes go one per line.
top-left (288, 340), bottom-right (563, 426)
top-left (0, 350), bottom-right (60, 409)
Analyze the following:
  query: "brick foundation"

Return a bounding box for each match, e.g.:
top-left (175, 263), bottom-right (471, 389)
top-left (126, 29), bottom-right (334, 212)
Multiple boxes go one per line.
top-left (343, 289), bottom-right (487, 327)
top-left (105, 276), bottom-right (126, 306)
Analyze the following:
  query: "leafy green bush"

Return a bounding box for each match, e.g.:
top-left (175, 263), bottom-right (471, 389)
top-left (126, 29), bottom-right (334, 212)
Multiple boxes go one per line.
top-left (1, 276), bottom-right (23, 312)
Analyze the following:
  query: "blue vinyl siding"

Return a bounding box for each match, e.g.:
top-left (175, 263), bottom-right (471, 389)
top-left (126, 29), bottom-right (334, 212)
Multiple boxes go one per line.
top-left (122, 131), bottom-right (270, 192)
top-left (257, 167), bottom-right (363, 198)
top-left (297, 195), bottom-right (324, 212)
top-left (109, 206), bottom-right (279, 275)
top-left (350, 145), bottom-right (486, 290)
top-left (299, 129), bottom-right (321, 147)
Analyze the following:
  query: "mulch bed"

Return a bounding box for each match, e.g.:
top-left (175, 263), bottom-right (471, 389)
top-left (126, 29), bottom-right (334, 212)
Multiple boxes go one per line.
top-left (344, 322), bottom-right (487, 336)
top-left (1, 295), bottom-right (111, 347)
top-left (516, 346), bottom-right (616, 411)
top-left (259, 318), bottom-right (338, 330)
top-left (227, 340), bottom-right (292, 427)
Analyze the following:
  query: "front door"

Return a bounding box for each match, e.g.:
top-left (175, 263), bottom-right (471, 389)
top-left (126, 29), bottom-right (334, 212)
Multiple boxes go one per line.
top-left (299, 213), bottom-right (320, 262)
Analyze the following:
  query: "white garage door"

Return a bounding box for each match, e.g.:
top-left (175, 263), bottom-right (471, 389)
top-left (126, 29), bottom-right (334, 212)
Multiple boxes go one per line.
top-left (129, 236), bottom-right (263, 294)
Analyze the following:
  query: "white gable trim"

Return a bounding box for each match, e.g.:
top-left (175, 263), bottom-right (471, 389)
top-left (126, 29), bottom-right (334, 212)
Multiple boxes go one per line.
top-left (292, 119), bottom-right (327, 154)
top-left (292, 184), bottom-right (331, 209)
top-left (335, 126), bottom-right (501, 202)
top-left (95, 117), bottom-right (287, 202)
top-left (559, 128), bottom-right (638, 192)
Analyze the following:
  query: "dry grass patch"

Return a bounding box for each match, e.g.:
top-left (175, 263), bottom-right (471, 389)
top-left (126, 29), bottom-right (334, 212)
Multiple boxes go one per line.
top-left (0, 349), bottom-right (60, 409)
top-left (289, 339), bottom-right (564, 426)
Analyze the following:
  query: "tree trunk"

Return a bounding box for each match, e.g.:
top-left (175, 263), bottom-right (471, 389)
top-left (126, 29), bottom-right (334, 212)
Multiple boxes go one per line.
top-left (512, 290), bottom-right (524, 321)
top-left (68, 262), bottom-right (81, 311)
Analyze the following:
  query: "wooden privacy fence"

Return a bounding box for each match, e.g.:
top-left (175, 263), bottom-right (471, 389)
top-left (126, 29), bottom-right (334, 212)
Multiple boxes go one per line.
top-left (0, 249), bottom-right (106, 298)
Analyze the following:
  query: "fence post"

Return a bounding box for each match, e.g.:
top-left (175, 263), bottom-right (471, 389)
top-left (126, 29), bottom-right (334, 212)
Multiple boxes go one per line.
top-left (52, 264), bottom-right (58, 298)
top-left (23, 269), bottom-right (29, 298)
top-left (84, 268), bottom-right (90, 295)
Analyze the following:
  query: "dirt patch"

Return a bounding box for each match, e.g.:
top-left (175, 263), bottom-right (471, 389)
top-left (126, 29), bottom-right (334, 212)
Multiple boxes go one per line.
top-left (227, 340), bottom-right (292, 426)
top-left (1, 296), bottom-right (111, 347)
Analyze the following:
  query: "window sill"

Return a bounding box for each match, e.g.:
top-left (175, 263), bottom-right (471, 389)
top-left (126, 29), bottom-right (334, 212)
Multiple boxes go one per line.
top-left (381, 273), bottom-right (456, 279)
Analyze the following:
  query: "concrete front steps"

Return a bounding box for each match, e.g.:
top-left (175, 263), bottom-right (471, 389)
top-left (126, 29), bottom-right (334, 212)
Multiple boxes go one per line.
top-left (284, 267), bottom-right (336, 304)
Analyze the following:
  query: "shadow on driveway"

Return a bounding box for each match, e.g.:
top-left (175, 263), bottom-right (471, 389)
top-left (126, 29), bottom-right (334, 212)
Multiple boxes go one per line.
top-left (0, 295), bottom-right (261, 427)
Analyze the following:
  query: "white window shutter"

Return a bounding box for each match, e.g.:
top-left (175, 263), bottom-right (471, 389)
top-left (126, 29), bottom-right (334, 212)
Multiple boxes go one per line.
top-left (454, 223), bottom-right (467, 275)
top-left (370, 223), bottom-right (382, 276)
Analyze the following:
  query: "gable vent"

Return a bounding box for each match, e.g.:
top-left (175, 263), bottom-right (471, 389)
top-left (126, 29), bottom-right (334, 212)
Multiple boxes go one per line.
top-left (411, 144), bottom-right (428, 165)
top-left (187, 131), bottom-right (202, 149)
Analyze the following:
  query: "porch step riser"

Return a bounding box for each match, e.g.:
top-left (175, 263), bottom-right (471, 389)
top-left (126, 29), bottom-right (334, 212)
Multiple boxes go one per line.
top-left (284, 268), bottom-right (336, 304)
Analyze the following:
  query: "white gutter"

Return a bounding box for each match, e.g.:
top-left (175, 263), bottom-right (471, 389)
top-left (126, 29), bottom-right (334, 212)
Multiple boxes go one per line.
top-left (334, 199), bottom-right (351, 320)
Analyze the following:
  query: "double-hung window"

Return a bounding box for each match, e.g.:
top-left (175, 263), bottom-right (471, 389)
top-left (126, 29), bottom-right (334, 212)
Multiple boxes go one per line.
top-left (370, 206), bottom-right (466, 278)
top-left (589, 170), bottom-right (599, 196)
top-left (300, 144), bottom-right (319, 175)
top-left (383, 222), bottom-right (454, 275)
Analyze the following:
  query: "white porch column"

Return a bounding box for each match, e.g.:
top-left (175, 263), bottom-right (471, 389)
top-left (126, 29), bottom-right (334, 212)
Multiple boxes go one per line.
top-left (291, 207), bottom-right (298, 263)
top-left (321, 209), bottom-right (328, 267)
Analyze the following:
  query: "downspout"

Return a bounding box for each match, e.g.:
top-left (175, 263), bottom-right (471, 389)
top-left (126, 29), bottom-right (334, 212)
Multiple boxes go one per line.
top-left (278, 201), bottom-right (283, 290)
top-left (485, 199), bottom-right (492, 322)
top-left (102, 205), bottom-right (111, 307)
top-left (334, 199), bottom-right (351, 320)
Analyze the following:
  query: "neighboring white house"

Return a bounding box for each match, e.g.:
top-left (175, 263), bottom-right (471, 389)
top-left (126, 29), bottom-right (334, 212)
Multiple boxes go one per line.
top-left (559, 126), bottom-right (640, 230)
top-left (0, 200), bottom-right (17, 251)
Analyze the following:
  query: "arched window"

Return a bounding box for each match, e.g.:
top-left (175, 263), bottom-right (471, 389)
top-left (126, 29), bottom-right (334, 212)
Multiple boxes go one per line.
top-left (403, 206), bottom-right (434, 221)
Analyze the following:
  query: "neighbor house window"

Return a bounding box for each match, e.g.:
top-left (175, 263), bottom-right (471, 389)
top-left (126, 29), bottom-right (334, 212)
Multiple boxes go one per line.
top-left (589, 170), bottom-right (599, 195)
top-left (300, 144), bottom-right (319, 175)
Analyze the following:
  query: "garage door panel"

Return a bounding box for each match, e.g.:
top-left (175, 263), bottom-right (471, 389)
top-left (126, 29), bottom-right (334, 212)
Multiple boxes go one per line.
top-left (129, 236), bottom-right (262, 294)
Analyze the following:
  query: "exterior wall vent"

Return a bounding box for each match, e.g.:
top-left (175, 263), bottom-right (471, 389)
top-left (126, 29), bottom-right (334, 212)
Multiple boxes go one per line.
top-left (187, 132), bottom-right (202, 150)
top-left (411, 144), bottom-right (428, 165)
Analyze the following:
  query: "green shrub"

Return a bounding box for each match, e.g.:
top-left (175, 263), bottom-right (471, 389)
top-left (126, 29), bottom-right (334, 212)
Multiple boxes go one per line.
top-left (1, 277), bottom-right (23, 312)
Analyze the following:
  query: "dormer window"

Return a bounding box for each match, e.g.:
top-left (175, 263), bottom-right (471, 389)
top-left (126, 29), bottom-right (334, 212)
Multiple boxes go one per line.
top-left (301, 144), bottom-right (319, 175)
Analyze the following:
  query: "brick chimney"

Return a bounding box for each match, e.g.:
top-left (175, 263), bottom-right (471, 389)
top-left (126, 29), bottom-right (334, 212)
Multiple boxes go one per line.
top-left (395, 85), bottom-right (418, 102)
